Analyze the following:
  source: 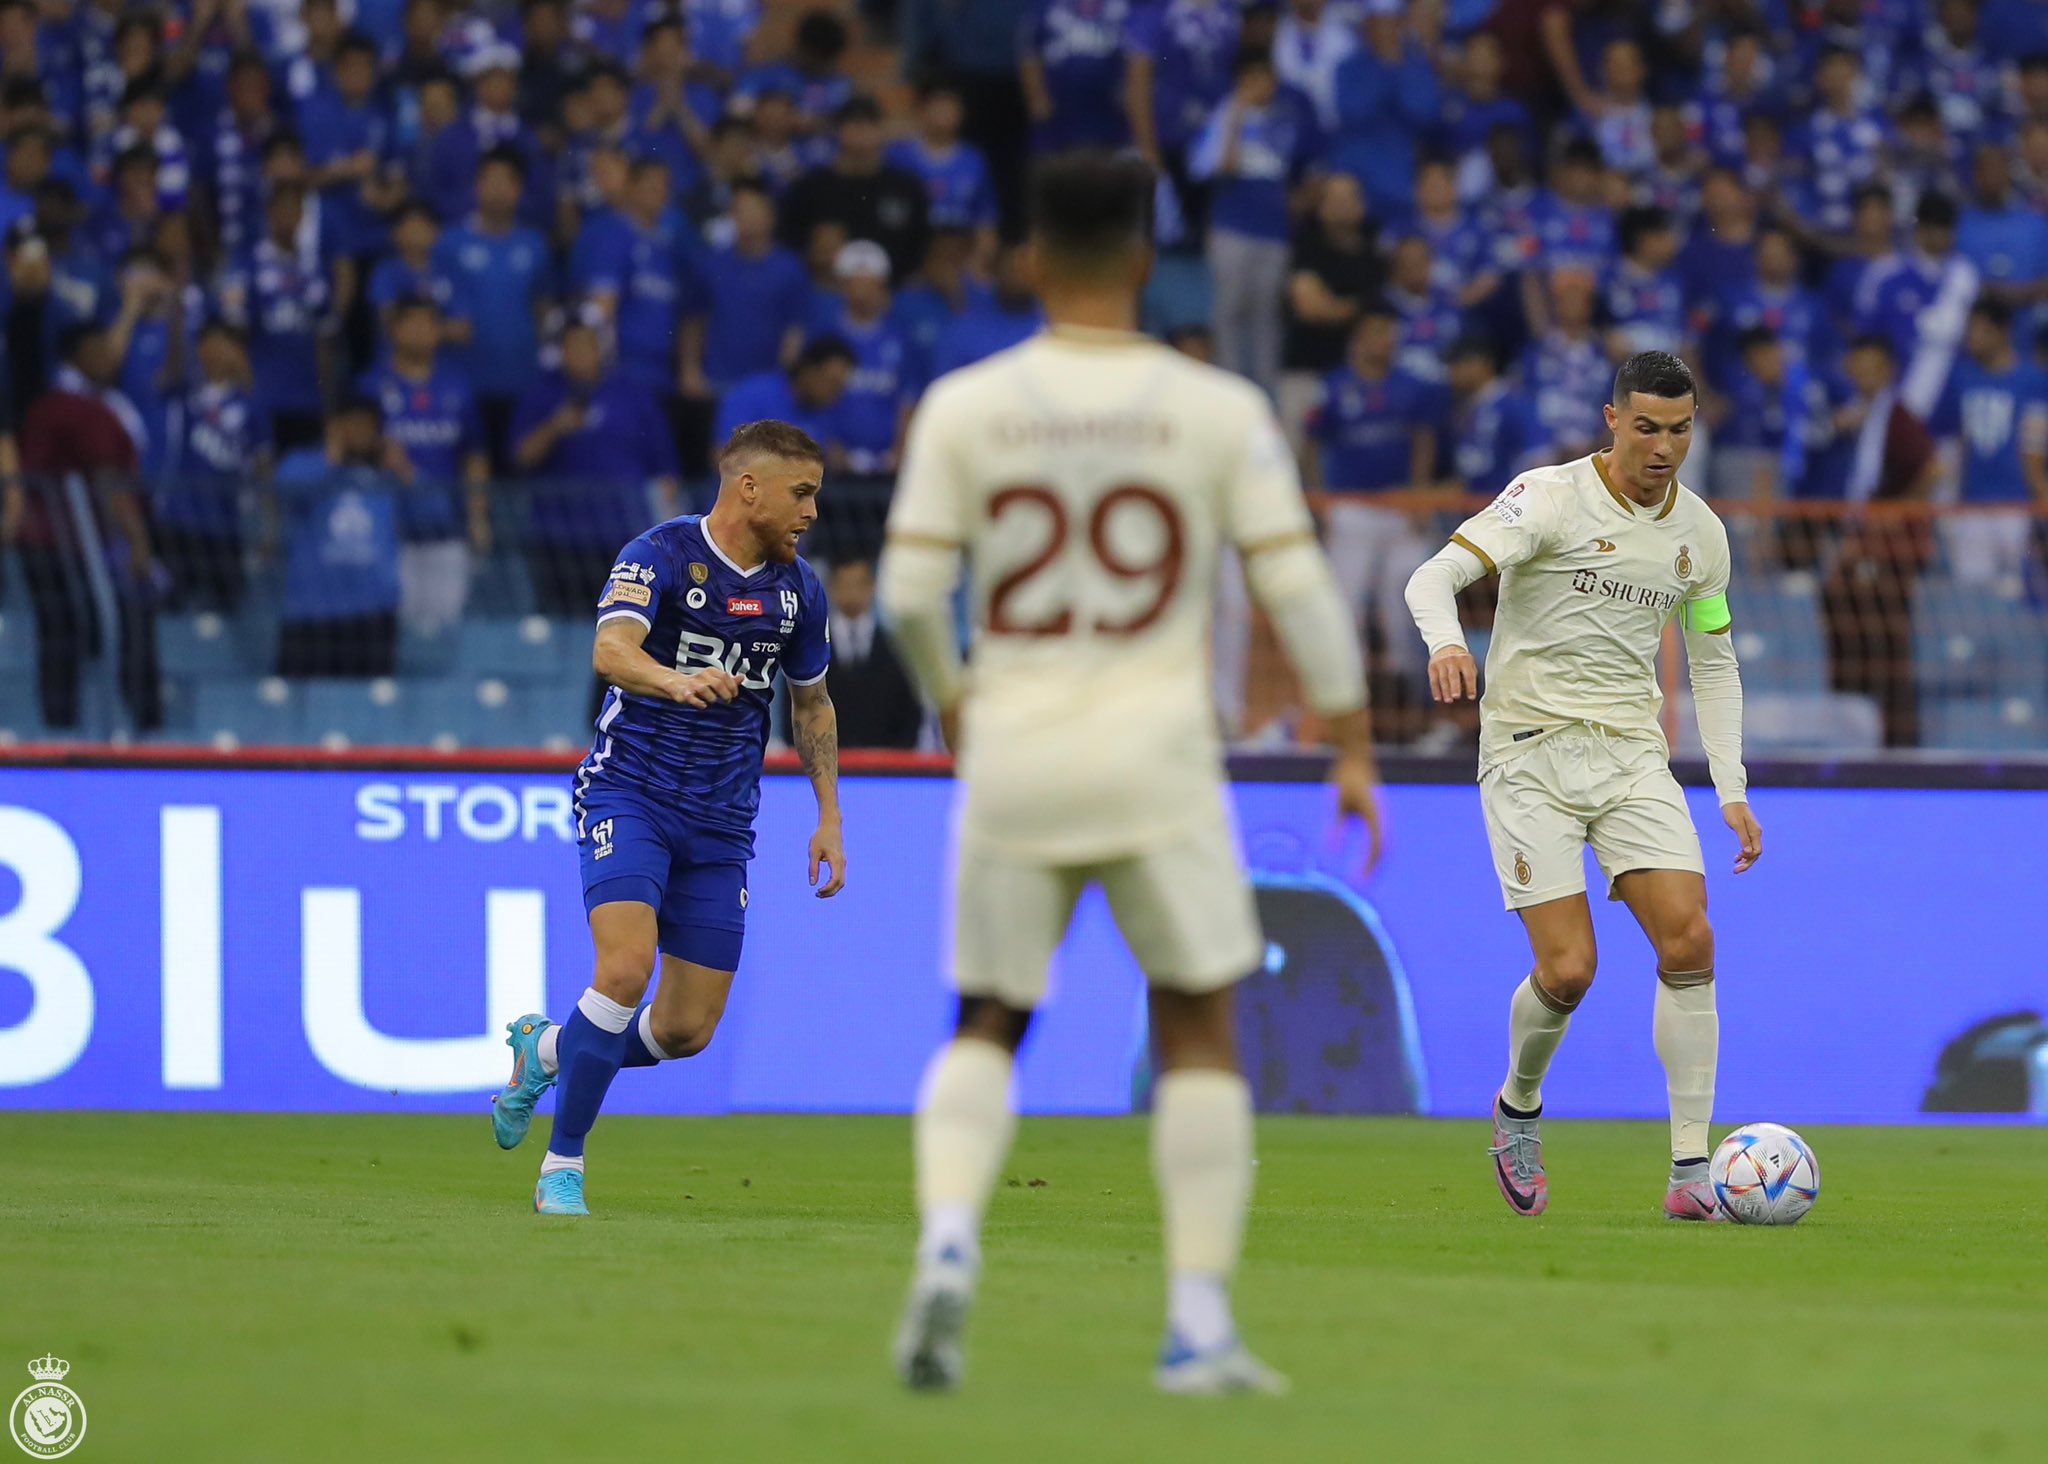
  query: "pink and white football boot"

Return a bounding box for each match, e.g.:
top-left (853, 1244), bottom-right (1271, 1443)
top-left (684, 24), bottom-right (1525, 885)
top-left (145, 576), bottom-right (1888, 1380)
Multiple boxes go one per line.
top-left (1488, 1096), bottom-right (1548, 1216)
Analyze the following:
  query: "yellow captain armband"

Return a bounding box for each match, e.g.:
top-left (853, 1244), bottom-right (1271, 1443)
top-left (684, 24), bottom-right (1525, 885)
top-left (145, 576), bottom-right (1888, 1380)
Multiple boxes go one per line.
top-left (1682, 591), bottom-right (1731, 633)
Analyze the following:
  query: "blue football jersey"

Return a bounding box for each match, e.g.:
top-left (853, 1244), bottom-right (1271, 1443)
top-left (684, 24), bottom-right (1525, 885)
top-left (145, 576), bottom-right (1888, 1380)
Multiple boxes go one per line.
top-left (579, 515), bottom-right (831, 855)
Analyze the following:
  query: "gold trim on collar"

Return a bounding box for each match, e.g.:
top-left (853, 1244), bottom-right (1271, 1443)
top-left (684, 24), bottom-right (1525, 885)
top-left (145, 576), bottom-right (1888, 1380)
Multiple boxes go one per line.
top-left (1593, 451), bottom-right (1678, 520)
top-left (1045, 323), bottom-right (1151, 348)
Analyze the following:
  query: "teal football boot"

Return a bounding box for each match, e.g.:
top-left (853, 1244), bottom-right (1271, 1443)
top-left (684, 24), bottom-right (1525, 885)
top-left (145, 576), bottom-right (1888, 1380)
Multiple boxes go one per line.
top-left (533, 1168), bottom-right (589, 1216)
top-left (492, 1015), bottom-right (555, 1150)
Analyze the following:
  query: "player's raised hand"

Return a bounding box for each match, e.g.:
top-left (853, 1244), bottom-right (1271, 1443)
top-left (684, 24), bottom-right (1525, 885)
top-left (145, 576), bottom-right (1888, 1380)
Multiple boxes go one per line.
top-left (671, 666), bottom-right (741, 708)
top-left (1723, 801), bottom-right (1763, 873)
top-left (808, 820), bottom-right (846, 897)
top-left (1426, 646), bottom-right (1480, 703)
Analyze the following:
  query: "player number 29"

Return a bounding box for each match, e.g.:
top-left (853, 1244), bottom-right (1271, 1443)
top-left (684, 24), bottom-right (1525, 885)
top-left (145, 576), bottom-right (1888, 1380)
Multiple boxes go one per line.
top-left (985, 484), bottom-right (1186, 637)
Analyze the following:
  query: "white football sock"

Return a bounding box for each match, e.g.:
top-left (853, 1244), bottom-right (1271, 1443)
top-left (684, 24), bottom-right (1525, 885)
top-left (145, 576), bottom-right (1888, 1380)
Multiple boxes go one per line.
top-left (539, 1152), bottom-right (584, 1176)
top-left (1654, 972), bottom-right (1718, 1162)
top-left (1152, 1069), bottom-right (1253, 1350)
top-left (913, 1039), bottom-right (1017, 1267)
top-left (1501, 973), bottom-right (1575, 1112)
top-left (538, 1024), bottom-right (561, 1076)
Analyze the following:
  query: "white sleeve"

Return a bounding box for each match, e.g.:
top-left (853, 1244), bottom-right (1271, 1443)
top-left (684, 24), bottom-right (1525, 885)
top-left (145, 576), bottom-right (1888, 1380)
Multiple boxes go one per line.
top-left (1224, 397), bottom-right (1316, 549)
top-left (1403, 546), bottom-right (1483, 657)
top-left (1403, 475), bottom-right (1563, 656)
top-left (1685, 625), bottom-right (1748, 805)
top-left (877, 391), bottom-right (968, 709)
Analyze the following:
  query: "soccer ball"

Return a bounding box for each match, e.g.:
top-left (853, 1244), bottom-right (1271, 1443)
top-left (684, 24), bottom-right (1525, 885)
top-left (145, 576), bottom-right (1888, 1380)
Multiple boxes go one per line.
top-left (1710, 1123), bottom-right (1821, 1225)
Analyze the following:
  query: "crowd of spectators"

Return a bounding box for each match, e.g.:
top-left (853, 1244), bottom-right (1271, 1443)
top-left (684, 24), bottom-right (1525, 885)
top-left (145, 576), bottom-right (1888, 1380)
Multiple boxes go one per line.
top-left (1, 0), bottom-right (2046, 749)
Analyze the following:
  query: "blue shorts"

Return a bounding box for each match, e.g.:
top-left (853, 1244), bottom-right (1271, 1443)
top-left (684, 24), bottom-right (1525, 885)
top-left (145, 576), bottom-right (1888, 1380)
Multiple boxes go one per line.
top-left (575, 783), bottom-right (749, 971)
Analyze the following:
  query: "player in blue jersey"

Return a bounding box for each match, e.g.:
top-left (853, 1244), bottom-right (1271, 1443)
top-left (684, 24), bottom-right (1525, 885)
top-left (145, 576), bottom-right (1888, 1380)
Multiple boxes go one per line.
top-left (489, 419), bottom-right (845, 1216)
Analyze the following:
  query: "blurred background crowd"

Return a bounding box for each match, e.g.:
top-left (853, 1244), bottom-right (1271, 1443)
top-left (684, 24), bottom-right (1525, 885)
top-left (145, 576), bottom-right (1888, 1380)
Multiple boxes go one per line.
top-left (3, 0), bottom-right (2047, 755)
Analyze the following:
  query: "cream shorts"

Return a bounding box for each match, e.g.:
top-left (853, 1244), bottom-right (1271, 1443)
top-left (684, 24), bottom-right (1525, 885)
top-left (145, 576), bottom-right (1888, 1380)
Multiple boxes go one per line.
top-left (1479, 728), bottom-right (1704, 910)
top-left (950, 821), bottom-right (1264, 1009)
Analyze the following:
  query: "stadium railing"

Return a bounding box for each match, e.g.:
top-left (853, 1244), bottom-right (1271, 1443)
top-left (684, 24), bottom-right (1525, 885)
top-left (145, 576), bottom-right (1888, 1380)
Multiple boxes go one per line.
top-left (3, 472), bottom-right (2043, 758)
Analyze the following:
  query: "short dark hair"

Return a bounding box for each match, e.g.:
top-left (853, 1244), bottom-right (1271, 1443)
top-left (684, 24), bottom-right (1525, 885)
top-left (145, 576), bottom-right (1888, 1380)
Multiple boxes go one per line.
top-left (1448, 333), bottom-right (1500, 367)
top-left (337, 29), bottom-right (380, 63)
top-left (337, 392), bottom-right (384, 423)
top-left (1970, 296), bottom-right (2017, 330)
top-left (794, 334), bottom-right (855, 373)
top-left (1915, 191), bottom-right (1960, 230)
top-left (795, 9), bottom-right (848, 59)
top-left (1848, 331), bottom-right (1896, 362)
top-left (197, 316), bottom-right (245, 346)
top-left (1027, 149), bottom-right (1152, 275)
top-left (478, 143), bottom-right (528, 181)
top-left (392, 197), bottom-right (438, 229)
top-left (1558, 136), bottom-right (1604, 171)
top-left (834, 94), bottom-right (882, 128)
top-left (1618, 205), bottom-right (1674, 256)
top-left (1735, 324), bottom-right (1779, 356)
top-left (391, 291), bottom-right (442, 321)
top-left (718, 418), bottom-right (825, 472)
top-left (57, 322), bottom-right (105, 363)
top-left (1231, 44), bottom-right (1274, 79)
top-left (1611, 350), bottom-right (1696, 406)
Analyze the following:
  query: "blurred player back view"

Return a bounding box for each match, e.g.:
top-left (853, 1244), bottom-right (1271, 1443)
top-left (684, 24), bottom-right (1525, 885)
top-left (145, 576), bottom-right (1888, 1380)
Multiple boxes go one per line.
top-left (879, 150), bottom-right (1382, 1396)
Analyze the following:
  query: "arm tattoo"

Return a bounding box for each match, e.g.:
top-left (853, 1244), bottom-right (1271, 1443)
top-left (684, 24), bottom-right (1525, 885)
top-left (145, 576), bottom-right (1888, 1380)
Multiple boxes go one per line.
top-left (794, 686), bottom-right (839, 788)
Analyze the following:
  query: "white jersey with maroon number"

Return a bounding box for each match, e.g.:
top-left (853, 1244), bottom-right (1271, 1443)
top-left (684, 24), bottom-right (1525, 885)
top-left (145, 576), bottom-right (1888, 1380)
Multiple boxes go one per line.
top-left (889, 326), bottom-right (1312, 861)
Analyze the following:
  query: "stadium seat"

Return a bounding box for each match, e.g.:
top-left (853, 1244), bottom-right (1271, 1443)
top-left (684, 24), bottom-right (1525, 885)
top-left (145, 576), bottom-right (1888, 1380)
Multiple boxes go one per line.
top-left (1913, 580), bottom-right (2045, 701)
top-left (0, 608), bottom-right (33, 677)
top-left (456, 617), bottom-right (584, 682)
top-left (467, 549), bottom-right (537, 617)
top-left (0, 675), bottom-right (45, 740)
top-left (1667, 689), bottom-right (1883, 756)
top-left (1924, 695), bottom-right (2048, 753)
top-left (159, 613), bottom-right (249, 677)
top-left (1727, 573), bottom-right (1826, 694)
top-left (192, 677), bottom-right (302, 745)
top-left (402, 677), bottom-right (590, 750)
top-left (396, 623), bottom-right (462, 677)
top-left (301, 679), bottom-right (417, 747)
top-left (1142, 253), bottom-right (1211, 336)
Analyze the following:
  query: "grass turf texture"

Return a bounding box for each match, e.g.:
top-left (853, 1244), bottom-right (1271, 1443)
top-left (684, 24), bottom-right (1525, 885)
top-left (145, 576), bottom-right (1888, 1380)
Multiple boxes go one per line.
top-left (4, 1115), bottom-right (2044, 1464)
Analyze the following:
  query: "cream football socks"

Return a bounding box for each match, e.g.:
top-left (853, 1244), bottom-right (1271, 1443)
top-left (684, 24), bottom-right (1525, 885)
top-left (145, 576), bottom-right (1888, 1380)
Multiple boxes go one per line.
top-left (1654, 969), bottom-right (1718, 1161)
top-left (1501, 973), bottom-right (1578, 1113)
top-left (1152, 1069), bottom-right (1254, 1352)
top-left (913, 1038), bottom-right (1018, 1268)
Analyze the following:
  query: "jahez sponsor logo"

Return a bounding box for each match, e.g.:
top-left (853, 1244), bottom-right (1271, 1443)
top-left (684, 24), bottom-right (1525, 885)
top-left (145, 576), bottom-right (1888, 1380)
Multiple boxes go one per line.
top-left (727, 597), bottom-right (765, 616)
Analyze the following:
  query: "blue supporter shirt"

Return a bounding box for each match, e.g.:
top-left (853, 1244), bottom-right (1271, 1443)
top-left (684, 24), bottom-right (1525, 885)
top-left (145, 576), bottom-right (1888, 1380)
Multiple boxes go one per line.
top-left (160, 380), bottom-right (269, 534)
top-left (893, 278), bottom-right (994, 384)
top-left (686, 0), bottom-right (763, 73)
top-left (359, 360), bottom-right (485, 541)
top-left (1124, 0), bottom-right (1240, 152)
top-left (221, 240), bottom-right (331, 417)
top-left (1388, 286), bottom-right (1463, 384)
top-left (1709, 280), bottom-right (1828, 385)
top-left (1603, 262), bottom-right (1687, 356)
top-left (1932, 358), bottom-right (2048, 504)
top-left (572, 208), bottom-right (696, 390)
top-left (581, 514), bottom-right (831, 856)
top-left (815, 307), bottom-right (916, 473)
top-left (1855, 252), bottom-right (1950, 364)
top-left (298, 90), bottom-right (393, 257)
top-left (1529, 192), bottom-right (1614, 275)
top-left (885, 137), bottom-right (998, 232)
top-left (1189, 89), bottom-right (1318, 242)
top-left (366, 253), bottom-right (459, 317)
top-left (1788, 108), bottom-right (1889, 234)
top-left (932, 301), bottom-right (1043, 375)
top-left (1448, 379), bottom-right (1539, 494)
top-left (713, 370), bottom-right (843, 454)
top-left (514, 370), bottom-right (679, 547)
top-left (1311, 366), bottom-right (1440, 493)
top-left (275, 449), bottom-right (403, 620)
top-left (1028, 0), bottom-right (1137, 149)
top-left (693, 243), bottom-right (812, 388)
top-left (1958, 203), bottom-right (2048, 292)
top-left (1524, 330), bottom-right (1611, 454)
top-left (437, 219), bottom-right (552, 399)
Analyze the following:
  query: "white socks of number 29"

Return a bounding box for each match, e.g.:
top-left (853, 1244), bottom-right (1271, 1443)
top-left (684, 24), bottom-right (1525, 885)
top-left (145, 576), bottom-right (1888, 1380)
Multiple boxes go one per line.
top-left (912, 1042), bottom-right (1254, 1355)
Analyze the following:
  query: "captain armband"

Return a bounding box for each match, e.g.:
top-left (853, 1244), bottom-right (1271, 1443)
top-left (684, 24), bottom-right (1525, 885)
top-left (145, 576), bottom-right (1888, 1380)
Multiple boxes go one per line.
top-left (1680, 591), bottom-right (1731, 634)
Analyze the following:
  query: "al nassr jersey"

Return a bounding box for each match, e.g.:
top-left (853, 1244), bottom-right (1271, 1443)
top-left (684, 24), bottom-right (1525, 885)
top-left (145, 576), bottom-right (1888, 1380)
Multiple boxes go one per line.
top-left (1442, 453), bottom-right (1732, 771)
top-left (578, 515), bottom-right (831, 856)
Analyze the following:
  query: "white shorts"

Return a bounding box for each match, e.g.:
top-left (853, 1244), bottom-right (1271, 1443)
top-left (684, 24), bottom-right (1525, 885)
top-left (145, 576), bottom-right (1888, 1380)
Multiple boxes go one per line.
top-left (950, 822), bottom-right (1264, 1008)
top-left (1479, 728), bottom-right (1703, 911)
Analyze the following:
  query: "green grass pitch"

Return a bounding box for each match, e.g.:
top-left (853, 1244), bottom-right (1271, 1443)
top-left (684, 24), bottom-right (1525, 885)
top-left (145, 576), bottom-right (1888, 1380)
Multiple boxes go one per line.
top-left (6, 1114), bottom-right (2045, 1464)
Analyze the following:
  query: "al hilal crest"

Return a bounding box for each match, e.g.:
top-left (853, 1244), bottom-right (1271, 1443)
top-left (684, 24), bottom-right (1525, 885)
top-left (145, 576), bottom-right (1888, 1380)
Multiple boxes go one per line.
top-left (9, 1355), bottom-right (87, 1459)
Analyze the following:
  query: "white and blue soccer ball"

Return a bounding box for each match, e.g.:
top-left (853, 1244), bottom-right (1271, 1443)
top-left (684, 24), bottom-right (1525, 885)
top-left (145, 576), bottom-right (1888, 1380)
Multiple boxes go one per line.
top-left (1710, 1123), bottom-right (1821, 1225)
